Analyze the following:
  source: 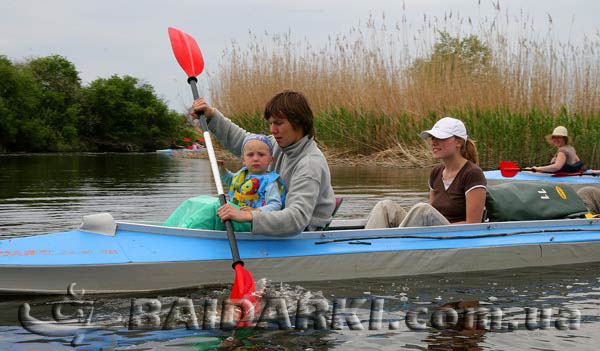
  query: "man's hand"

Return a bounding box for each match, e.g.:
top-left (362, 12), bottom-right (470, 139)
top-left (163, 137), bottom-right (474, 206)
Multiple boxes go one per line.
top-left (191, 98), bottom-right (216, 118)
top-left (217, 204), bottom-right (253, 222)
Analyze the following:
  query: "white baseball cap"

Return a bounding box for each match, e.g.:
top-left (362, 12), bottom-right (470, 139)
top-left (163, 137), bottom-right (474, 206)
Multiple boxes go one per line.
top-left (419, 117), bottom-right (468, 141)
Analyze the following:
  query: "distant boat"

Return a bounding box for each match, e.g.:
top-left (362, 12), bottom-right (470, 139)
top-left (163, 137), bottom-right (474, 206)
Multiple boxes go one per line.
top-left (156, 147), bottom-right (206, 154)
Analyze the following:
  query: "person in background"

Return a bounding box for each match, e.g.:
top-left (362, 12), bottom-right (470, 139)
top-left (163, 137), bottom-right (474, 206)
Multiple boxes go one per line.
top-left (169, 140), bottom-right (184, 149)
top-left (365, 117), bottom-right (487, 228)
top-left (532, 126), bottom-right (582, 173)
top-left (192, 90), bottom-right (335, 235)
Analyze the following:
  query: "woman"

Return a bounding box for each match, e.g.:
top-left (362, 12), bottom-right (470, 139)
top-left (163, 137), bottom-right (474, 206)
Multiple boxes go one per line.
top-left (192, 90), bottom-right (335, 236)
top-left (532, 126), bottom-right (582, 173)
top-left (365, 117), bottom-right (487, 228)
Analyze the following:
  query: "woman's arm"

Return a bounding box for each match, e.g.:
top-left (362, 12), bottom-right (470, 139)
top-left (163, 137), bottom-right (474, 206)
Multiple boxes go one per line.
top-left (462, 187), bottom-right (487, 224)
top-left (533, 152), bottom-right (566, 172)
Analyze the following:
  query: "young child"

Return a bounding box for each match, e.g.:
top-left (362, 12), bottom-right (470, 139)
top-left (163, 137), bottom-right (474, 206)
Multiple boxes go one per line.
top-left (163, 134), bottom-right (286, 231)
top-left (220, 134), bottom-right (286, 212)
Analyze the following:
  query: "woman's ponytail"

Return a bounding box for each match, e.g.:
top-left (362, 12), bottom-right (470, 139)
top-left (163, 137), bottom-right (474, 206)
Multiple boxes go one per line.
top-left (461, 138), bottom-right (479, 165)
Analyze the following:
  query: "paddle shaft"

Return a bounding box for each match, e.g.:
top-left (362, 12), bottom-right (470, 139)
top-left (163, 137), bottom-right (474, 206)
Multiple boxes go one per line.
top-left (315, 228), bottom-right (600, 244)
top-left (503, 167), bottom-right (535, 172)
top-left (188, 77), bottom-right (242, 266)
top-left (553, 171), bottom-right (600, 177)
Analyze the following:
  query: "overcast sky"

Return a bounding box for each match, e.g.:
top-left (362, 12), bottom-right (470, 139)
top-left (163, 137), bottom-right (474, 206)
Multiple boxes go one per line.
top-left (2, 0), bottom-right (599, 113)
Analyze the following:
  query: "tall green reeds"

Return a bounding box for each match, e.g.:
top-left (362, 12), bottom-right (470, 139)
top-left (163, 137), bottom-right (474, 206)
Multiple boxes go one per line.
top-left (209, 3), bottom-right (600, 169)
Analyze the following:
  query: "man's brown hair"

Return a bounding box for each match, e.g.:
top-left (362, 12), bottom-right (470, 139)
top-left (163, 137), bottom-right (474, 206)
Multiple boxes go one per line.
top-left (264, 90), bottom-right (315, 139)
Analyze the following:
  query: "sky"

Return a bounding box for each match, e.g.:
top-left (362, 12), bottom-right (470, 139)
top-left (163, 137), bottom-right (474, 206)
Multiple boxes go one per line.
top-left (2, 0), bottom-right (599, 113)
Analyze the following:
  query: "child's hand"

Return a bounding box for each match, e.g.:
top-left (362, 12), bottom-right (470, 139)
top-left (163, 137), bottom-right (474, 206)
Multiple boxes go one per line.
top-left (217, 160), bottom-right (225, 170)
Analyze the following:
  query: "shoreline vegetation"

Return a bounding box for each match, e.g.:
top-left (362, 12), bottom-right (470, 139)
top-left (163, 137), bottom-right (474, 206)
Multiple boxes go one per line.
top-left (0, 56), bottom-right (197, 153)
top-left (209, 4), bottom-right (600, 169)
top-left (2, 3), bottom-right (599, 169)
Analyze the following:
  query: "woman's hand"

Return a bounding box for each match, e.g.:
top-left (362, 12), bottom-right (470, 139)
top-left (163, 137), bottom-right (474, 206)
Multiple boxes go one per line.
top-left (191, 98), bottom-right (216, 118)
top-left (240, 207), bottom-right (259, 212)
top-left (216, 204), bottom-right (253, 222)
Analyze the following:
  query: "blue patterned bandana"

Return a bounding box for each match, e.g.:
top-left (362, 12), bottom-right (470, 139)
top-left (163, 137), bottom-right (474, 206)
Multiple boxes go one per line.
top-left (242, 134), bottom-right (273, 154)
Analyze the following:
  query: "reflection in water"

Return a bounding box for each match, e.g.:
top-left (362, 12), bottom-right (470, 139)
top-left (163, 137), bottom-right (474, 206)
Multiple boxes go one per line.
top-left (425, 301), bottom-right (487, 351)
top-left (0, 153), bottom-right (216, 237)
top-left (330, 165), bottom-right (430, 220)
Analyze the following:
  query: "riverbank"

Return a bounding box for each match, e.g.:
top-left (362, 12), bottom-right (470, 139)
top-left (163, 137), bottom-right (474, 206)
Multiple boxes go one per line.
top-left (172, 143), bottom-right (435, 168)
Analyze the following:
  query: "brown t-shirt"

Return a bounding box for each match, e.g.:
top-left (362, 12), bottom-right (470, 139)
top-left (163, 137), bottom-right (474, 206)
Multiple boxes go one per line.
top-left (429, 161), bottom-right (487, 223)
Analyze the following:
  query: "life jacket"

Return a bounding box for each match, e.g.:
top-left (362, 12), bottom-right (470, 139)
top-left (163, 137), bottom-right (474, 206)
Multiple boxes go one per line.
top-left (228, 167), bottom-right (286, 209)
top-left (557, 160), bottom-right (583, 173)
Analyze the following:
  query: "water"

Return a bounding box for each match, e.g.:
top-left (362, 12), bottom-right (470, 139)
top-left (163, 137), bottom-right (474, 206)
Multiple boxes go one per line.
top-left (1, 153), bottom-right (600, 350)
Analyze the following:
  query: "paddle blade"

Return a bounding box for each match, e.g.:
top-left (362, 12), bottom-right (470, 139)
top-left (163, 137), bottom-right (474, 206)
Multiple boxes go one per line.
top-left (168, 27), bottom-right (204, 77)
top-left (231, 264), bottom-right (260, 327)
top-left (231, 264), bottom-right (257, 301)
top-left (499, 161), bottom-right (520, 178)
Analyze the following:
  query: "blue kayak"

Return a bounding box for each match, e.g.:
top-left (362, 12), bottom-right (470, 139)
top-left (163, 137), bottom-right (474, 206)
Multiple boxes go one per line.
top-left (485, 170), bottom-right (600, 184)
top-left (2, 214), bottom-right (600, 295)
top-left (156, 147), bottom-right (205, 153)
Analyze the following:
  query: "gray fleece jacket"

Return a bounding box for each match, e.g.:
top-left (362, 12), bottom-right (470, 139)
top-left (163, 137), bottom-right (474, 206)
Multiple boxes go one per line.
top-left (208, 110), bottom-right (336, 235)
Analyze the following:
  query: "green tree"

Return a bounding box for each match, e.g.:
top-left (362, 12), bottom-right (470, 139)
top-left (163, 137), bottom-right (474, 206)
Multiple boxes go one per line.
top-left (24, 55), bottom-right (84, 151)
top-left (81, 75), bottom-right (183, 151)
top-left (0, 55), bottom-right (42, 152)
top-left (412, 31), bottom-right (491, 74)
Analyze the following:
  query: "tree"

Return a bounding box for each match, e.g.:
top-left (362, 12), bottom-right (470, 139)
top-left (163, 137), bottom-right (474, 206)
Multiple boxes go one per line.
top-left (411, 31), bottom-right (491, 74)
top-left (24, 55), bottom-right (84, 151)
top-left (0, 56), bottom-right (42, 151)
top-left (1, 55), bottom-right (190, 152)
top-left (27, 55), bottom-right (82, 106)
top-left (81, 75), bottom-right (183, 151)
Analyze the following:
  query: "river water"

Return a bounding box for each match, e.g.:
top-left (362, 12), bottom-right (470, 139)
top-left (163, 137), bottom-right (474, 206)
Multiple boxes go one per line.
top-left (1, 153), bottom-right (599, 350)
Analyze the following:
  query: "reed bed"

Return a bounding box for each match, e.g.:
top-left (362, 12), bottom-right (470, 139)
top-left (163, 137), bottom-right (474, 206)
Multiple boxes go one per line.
top-left (209, 3), bottom-right (600, 169)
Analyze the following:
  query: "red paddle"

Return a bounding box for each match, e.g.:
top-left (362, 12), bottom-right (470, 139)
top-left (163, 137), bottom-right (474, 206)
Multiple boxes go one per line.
top-left (168, 27), bottom-right (258, 325)
top-left (499, 161), bottom-right (536, 178)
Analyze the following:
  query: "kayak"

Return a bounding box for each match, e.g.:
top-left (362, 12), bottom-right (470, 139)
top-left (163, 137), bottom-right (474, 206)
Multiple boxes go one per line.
top-left (2, 214), bottom-right (600, 295)
top-left (156, 147), bottom-right (206, 153)
top-left (484, 170), bottom-right (600, 184)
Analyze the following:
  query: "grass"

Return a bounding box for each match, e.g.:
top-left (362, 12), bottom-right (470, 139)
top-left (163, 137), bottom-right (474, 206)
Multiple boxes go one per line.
top-left (207, 3), bottom-right (600, 169)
